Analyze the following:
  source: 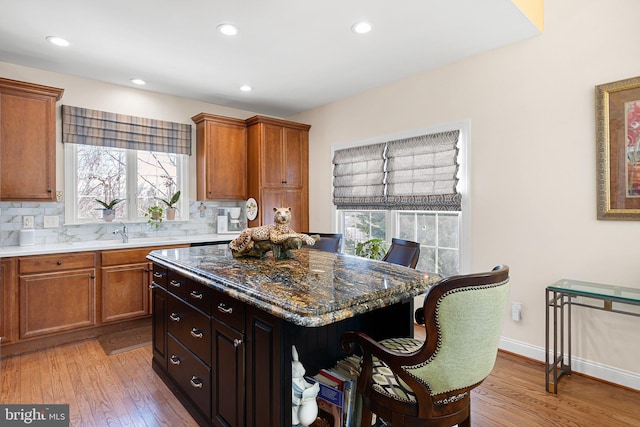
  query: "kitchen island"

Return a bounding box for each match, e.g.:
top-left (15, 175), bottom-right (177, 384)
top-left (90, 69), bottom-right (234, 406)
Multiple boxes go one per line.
top-left (148, 245), bottom-right (441, 427)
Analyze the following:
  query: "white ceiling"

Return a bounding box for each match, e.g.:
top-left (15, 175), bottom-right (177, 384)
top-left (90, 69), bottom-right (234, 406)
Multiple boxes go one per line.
top-left (0, 0), bottom-right (540, 117)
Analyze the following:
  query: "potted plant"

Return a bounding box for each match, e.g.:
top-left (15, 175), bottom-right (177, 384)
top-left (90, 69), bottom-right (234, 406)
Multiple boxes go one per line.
top-left (355, 238), bottom-right (387, 260)
top-left (158, 191), bottom-right (180, 220)
top-left (145, 205), bottom-right (163, 229)
top-left (95, 198), bottom-right (123, 222)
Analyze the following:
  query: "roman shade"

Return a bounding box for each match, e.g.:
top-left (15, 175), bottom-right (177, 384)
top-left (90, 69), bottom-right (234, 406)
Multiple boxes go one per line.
top-left (332, 130), bottom-right (460, 211)
top-left (62, 105), bottom-right (192, 155)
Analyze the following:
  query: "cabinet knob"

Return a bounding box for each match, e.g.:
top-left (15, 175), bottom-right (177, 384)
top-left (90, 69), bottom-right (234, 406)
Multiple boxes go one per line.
top-left (90, 275), bottom-right (95, 279)
top-left (233, 338), bottom-right (243, 348)
top-left (56, 261), bottom-right (62, 265)
top-left (47, 189), bottom-right (53, 193)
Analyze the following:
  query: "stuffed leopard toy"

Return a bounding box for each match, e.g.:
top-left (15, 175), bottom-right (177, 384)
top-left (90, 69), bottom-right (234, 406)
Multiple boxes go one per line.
top-left (229, 207), bottom-right (316, 258)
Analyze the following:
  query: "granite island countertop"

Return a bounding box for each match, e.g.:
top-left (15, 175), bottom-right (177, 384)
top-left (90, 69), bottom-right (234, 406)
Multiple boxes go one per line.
top-left (147, 245), bottom-right (442, 327)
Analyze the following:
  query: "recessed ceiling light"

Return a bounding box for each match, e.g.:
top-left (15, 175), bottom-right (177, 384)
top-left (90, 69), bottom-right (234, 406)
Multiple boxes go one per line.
top-left (130, 78), bottom-right (146, 85)
top-left (351, 21), bottom-right (372, 34)
top-left (217, 24), bottom-right (239, 36)
top-left (46, 36), bottom-right (70, 47)
top-left (240, 85), bottom-right (252, 92)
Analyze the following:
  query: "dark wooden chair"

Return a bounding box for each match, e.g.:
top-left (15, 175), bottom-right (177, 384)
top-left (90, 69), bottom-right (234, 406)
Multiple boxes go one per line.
top-left (341, 265), bottom-right (510, 427)
top-left (303, 232), bottom-right (343, 253)
top-left (382, 238), bottom-right (420, 269)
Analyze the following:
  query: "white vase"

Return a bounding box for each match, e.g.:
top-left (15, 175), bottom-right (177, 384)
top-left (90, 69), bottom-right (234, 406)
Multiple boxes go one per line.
top-left (166, 207), bottom-right (177, 220)
top-left (103, 209), bottom-right (115, 222)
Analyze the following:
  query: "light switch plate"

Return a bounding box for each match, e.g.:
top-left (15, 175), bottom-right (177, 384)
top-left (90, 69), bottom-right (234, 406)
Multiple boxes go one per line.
top-left (44, 215), bottom-right (59, 228)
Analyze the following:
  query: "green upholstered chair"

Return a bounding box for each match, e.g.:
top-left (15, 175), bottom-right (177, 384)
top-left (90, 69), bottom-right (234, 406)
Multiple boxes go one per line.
top-left (341, 265), bottom-right (510, 427)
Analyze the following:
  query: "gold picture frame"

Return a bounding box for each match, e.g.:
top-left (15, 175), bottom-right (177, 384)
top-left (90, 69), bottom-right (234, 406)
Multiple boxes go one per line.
top-left (596, 76), bottom-right (640, 220)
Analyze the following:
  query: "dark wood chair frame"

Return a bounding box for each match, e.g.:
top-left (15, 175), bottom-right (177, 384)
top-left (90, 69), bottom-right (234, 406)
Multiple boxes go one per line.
top-left (341, 265), bottom-right (510, 427)
top-left (303, 232), bottom-right (343, 253)
top-left (382, 237), bottom-right (421, 269)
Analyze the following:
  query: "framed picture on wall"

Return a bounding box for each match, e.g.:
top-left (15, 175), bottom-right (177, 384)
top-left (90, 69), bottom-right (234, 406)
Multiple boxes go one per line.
top-left (596, 75), bottom-right (640, 220)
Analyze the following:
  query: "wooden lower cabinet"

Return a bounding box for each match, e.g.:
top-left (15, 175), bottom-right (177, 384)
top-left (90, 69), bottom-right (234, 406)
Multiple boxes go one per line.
top-left (212, 320), bottom-right (245, 427)
top-left (19, 268), bottom-right (96, 339)
top-left (101, 263), bottom-right (150, 323)
top-left (0, 258), bottom-right (16, 344)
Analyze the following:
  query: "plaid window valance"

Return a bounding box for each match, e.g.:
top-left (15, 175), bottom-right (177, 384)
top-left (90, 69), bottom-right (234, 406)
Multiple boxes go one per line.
top-left (332, 130), bottom-right (461, 211)
top-left (62, 105), bottom-right (192, 155)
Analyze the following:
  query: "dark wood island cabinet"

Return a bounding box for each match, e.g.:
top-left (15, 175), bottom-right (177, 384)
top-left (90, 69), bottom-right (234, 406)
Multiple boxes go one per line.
top-left (148, 245), bottom-right (440, 427)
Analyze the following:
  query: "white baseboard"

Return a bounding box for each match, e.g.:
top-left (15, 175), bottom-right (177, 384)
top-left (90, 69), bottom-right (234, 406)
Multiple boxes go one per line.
top-left (499, 337), bottom-right (640, 391)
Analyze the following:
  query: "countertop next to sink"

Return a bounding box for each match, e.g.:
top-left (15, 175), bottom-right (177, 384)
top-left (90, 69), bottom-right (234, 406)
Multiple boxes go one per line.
top-left (0, 234), bottom-right (239, 257)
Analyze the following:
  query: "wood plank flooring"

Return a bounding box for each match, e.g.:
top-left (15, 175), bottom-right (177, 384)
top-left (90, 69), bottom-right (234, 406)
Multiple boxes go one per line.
top-left (2, 334), bottom-right (640, 426)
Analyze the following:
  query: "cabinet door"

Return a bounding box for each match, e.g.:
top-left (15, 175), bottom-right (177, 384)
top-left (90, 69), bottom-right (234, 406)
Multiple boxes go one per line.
top-left (152, 283), bottom-right (168, 369)
top-left (260, 188), bottom-right (307, 232)
top-left (212, 320), bottom-right (245, 427)
top-left (246, 306), bottom-right (282, 427)
top-left (199, 121), bottom-right (247, 200)
top-left (0, 258), bottom-right (15, 344)
top-left (19, 269), bottom-right (96, 339)
top-left (0, 90), bottom-right (57, 200)
top-left (101, 263), bottom-right (150, 323)
top-left (261, 124), bottom-right (285, 187)
top-left (283, 127), bottom-right (306, 188)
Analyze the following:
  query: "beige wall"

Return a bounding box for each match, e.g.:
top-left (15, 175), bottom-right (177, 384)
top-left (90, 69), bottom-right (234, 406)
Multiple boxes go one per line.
top-left (0, 61), bottom-right (258, 200)
top-left (292, 0), bottom-right (640, 381)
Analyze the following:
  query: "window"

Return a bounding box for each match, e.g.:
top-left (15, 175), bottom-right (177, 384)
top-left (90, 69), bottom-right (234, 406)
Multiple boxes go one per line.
top-left (65, 144), bottom-right (188, 223)
top-left (333, 123), bottom-right (469, 277)
top-left (61, 105), bottom-right (191, 224)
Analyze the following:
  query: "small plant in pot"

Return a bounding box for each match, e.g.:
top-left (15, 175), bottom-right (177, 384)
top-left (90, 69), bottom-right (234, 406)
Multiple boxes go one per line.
top-left (158, 191), bottom-right (180, 221)
top-left (355, 238), bottom-right (387, 261)
top-left (145, 205), bottom-right (163, 229)
top-left (95, 198), bottom-right (123, 222)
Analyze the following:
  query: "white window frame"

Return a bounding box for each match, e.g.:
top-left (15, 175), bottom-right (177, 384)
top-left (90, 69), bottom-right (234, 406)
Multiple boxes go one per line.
top-left (331, 119), bottom-right (471, 274)
top-left (64, 143), bottom-right (189, 224)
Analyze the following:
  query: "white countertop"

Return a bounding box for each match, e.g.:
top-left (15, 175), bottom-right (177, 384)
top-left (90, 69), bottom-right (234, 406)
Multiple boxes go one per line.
top-left (0, 234), bottom-right (237, 257)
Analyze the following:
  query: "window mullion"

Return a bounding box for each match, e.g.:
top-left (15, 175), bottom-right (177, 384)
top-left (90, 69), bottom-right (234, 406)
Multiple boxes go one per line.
top-left (127, 150), bottom-right (138, 220)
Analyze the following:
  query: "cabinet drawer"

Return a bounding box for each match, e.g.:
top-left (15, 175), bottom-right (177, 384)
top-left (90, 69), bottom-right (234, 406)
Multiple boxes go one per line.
top-left (102, 245), bottom-right (189, 266)
top-left (168, 294), bottom-right (211, 363)
top-left (167, 335), bottom-right (211, 418)
top-left (167, 270), bottom-right (188, 299)
top-left (152, 264), bottom-right (168, 289)
top-left (186, 279), bottom-right (212, 315)
top-left (19, 252), bottom-right (95, 274)
top-left (214, 290), bottom-right (245, 333)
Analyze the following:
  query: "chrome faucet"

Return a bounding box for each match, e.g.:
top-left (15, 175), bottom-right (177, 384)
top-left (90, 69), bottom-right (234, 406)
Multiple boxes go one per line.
top-left (113, 222), bottom-right (128, 243)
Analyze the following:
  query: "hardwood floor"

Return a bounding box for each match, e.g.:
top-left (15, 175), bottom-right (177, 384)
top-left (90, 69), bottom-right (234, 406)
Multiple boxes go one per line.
top-left (2, 334), bottom-right (640, 426)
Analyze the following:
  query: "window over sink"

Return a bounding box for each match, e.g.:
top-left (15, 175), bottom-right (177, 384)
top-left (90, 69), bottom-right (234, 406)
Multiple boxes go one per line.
top-left (64, 144), bottom-right (188, 224)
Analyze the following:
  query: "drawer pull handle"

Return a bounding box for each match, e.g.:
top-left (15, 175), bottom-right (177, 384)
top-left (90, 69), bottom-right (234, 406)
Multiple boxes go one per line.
top-left (56, 261), bottom-right (62, 265)
top-left (234, 338), bottom-right (243, 348)
top-left (218, 303), bottom-right (233, 314)
top-left (169, 313), bottom-right (181, 322)
top-left (170, 280), bottom-right (182, 288)
top-left (190, 291), bottom-right (203, 300)
top-left (169, 355), bottom-right (181, 365)
top-left (153, 272), bottom-right (164, 278)
top-left (190, 376), bottom-right (203, 389)
top-left (190, 328), bottom-right (203, 339)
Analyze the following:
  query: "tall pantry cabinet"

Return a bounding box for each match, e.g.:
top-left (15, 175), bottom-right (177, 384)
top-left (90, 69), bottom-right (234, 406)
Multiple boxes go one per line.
top-left (246, 116), bottom-right (310, 232)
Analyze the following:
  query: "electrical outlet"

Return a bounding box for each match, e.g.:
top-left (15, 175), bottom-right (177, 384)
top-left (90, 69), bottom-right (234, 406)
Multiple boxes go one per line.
top-left (44, 215), bottom-right (59, 228)
top-left (23, 215), bottom-right (34, 229)
top-left (56, 191), bottom-right (63, 202)
top-left (511, 302), bottom-right (522, 321)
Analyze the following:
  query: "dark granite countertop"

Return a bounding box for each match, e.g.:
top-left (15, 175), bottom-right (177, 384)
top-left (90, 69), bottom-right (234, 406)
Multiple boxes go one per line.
top-left (147, 245), bottom-right (442, 327)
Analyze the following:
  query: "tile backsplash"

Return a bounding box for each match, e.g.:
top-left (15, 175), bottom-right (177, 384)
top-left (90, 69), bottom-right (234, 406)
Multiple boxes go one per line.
top-left (0, 201), bottom-right (245, 247)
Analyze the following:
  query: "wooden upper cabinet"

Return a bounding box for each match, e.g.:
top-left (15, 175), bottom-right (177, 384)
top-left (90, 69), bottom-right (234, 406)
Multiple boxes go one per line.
top-left (192, 113), bottom-right (247, 201)
top-left (0, 78), bottom-right (64, 201)
top-left (246, 115), bottom-right (310, 230)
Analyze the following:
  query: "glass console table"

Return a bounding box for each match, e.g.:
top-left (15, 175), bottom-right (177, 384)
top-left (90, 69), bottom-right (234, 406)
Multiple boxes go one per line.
top-left (545, 279), bottom-right (640, 393)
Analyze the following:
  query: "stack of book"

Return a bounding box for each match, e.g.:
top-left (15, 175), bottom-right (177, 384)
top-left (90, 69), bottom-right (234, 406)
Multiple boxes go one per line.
top-left (306, 355), bottom-right (362, 427)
